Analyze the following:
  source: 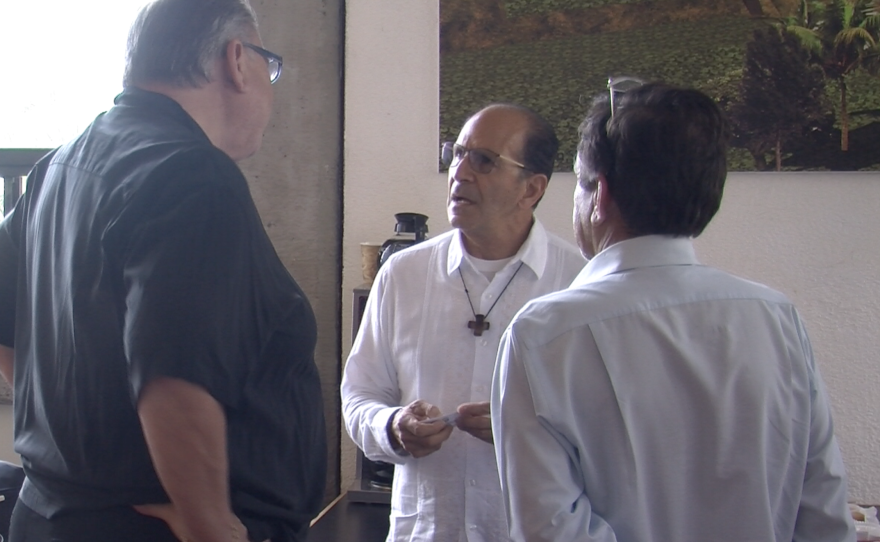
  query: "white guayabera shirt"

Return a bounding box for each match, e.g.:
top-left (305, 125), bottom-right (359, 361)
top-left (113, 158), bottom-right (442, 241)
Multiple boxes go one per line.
top-left (342, 220), bottom-right (584, 542)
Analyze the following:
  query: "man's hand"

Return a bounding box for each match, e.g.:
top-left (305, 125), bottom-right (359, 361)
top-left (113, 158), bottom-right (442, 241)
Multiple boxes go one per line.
top-left (389, 399), bottom-right (454, 458)
top-left (134, 504), bottom-right (187, 540)
top-left (135, 503), bottom-right (247, 542)
top-left (456, 401), bottom-right (493, 444)
top-left (137, 377), bottom-right (239, 542)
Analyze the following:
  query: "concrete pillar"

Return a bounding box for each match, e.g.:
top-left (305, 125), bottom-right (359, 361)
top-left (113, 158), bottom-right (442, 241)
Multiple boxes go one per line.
top-left (243, 0), bottom-right (344, 504)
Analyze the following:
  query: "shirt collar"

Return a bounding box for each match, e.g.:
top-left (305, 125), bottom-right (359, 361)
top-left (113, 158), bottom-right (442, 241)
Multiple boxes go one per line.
top-left (447, 218), bottom-right (549, 278)
top-left (572, 235), bottom-right (700, 286)
top-left (113, 87), bottom-right (211, 143)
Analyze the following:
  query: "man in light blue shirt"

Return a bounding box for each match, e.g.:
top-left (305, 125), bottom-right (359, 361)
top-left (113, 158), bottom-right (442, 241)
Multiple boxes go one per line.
top-left (491, 81), bottom-right (855, 542)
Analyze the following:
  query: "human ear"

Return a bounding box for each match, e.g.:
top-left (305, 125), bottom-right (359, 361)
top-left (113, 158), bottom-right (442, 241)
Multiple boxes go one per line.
top-left (591, 174), bottom-right (609, 224)
top-left (224, 39), bottom-right (248, 92)
top-left (521, 173), bottom-right (548, 209)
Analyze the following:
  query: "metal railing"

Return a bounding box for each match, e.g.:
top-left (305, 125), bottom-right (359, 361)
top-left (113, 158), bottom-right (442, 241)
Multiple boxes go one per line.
top-left (0, 149), bottom-right (53, 216)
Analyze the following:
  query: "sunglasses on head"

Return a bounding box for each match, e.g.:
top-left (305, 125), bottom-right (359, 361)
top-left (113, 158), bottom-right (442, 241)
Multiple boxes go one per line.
top-left (608, 75), bottom-right (644, 117)
top-left (440, 142), bottom-right (529, 174)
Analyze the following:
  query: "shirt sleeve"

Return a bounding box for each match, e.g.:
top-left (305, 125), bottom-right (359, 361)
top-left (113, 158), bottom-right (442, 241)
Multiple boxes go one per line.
top-left (116, 152), bottom-right (253, 408)
top-left (491, 322), bottom-right (617, 542)
top-left (792, 313), bottom-right (856, 542)
top-left (340, 265), bottom-right (411, 464)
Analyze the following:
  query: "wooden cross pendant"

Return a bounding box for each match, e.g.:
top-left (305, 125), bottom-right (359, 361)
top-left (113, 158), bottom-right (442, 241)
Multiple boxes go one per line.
top-left (468, 314), bottom-right (490, 336)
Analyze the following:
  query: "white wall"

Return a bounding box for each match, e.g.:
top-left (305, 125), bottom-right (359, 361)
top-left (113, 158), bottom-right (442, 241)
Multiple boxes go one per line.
top-left (344, 1), bottom-right (880, 501)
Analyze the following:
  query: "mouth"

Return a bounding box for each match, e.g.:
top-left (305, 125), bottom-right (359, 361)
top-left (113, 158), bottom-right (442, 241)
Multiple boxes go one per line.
top-left (450, 194), bottom-right (474, 205)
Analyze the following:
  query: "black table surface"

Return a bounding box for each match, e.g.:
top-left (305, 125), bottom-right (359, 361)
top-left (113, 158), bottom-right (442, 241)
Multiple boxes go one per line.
top-left (307, 494), bottom-right (390, 542)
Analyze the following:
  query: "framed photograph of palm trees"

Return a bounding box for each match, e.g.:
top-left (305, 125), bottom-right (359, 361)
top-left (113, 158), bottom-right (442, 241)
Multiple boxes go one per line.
top-left (440, 0), bottom-right (880, 171)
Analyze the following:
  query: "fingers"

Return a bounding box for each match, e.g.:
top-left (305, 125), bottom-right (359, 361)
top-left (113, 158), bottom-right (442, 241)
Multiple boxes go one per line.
top-left (456, 401), bottom-right (493, 445)
top-left (399, 423), bottom-right (454, 458)
top-left (390, 399), bottom-right (495, 456)
top-left (403, 399), bottom-right (441, 424)
top-left (392, 400), bottom-right (455, 458)
top-left (397, 401), bottom-right (446, 437)
top-left (457, 401), bottom-right (490, 417)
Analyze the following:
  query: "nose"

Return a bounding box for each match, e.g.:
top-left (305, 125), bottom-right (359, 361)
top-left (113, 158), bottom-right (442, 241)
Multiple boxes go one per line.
top-left (450, 153), bottom-right (477, 183)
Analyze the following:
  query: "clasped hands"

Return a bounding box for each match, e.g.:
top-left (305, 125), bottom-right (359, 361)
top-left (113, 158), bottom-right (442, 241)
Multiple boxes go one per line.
top-left (388, 399), bottom-right (492, 458)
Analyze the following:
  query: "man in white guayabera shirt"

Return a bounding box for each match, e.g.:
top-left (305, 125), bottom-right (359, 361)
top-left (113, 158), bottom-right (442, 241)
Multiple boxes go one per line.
top-left (341, 103), bottom-right (584, 541)
top-left (491, 81), bottom-right (855, 542)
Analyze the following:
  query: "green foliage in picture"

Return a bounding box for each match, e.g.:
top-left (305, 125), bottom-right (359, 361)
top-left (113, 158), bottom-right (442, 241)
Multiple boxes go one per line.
top-left (440, 0), bottom-right (880, 171)
top-left (505, 0), bottom-right (646, 17)
top-left (442, 16), bottom-right (765, 169)
top-left (728, 27), bottom-right (830, 171)
top-left (778, 0), bottom-right (880, 152)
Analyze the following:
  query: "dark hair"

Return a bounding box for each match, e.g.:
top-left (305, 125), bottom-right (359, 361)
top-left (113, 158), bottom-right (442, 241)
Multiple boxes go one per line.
top-left (476, 103), bottom-right (558, 209)
top-left (123, 0), bottom-right (258, 88)
top-left (495, 104), bottom-right (558, 182)
top-left (576, 82), bottom-right (729, 238)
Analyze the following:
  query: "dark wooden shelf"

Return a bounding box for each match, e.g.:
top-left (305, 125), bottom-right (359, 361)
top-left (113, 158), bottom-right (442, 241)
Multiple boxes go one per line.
top-left (307, 493), bottom-right (390, 542)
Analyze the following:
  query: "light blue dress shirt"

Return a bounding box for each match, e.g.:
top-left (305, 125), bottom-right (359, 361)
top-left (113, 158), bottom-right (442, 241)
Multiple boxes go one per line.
top-left (492, 235), bottom-right (854, 542)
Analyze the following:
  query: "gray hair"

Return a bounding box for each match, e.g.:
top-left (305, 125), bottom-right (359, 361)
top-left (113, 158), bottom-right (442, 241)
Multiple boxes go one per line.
top-left (123, 0), bottom-right (258, 88)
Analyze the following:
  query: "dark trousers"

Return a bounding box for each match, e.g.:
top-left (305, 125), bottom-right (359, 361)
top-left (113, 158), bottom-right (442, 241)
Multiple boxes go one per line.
top-left (9, 500), bottom-right (179, 542)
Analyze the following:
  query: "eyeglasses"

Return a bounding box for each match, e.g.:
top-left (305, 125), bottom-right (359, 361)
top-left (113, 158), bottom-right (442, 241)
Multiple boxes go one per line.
top-left (244, 42), bottom-right (283, 84)
top-left (608, 76), bottom-right (644, 117)
top-left (440, 142), bottom-right (529, 174)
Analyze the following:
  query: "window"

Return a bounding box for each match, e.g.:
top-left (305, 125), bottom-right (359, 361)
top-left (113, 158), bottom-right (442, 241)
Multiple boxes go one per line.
top-left (0, 0), bottom-right (147, 214)
top-left (1, 0), bottom-right (148, 148)
top-left (0, 149), bottom-right (51, 214)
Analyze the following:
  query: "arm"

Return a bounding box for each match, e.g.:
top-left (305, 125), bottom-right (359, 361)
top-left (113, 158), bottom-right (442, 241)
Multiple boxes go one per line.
top-left (792, 316), bottom-right (855, 542)
top-left (136, 377), bottom-right (246, 542)
top-left (341, 272), bottom-right (408, 463)
top-left (0, 345), bottom-right (12, 386)
top-left (342, 335), bottom-right (453, 461)
top-left (492, 326), bottom-right (615, 542)
top-left (117, 160), bottom-right (256, 540)
top-left (341, 269), bottom-right (452, 462)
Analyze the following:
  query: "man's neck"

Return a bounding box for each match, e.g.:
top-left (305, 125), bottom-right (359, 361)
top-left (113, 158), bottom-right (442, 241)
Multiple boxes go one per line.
top-left (591, 211), bottom-right (634, 258)
top-left (461, 219), bottom-right (533, 260)
top-left (133, 81), bottom-right (239, 160)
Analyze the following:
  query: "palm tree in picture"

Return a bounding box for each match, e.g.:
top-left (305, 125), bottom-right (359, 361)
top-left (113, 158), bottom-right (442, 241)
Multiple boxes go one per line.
top-left (780, 0), bottom-right (878, 150)
top-left (863, 1), bottom-right (880, 74)
top-left (731, 27), bottom-right (830, 170)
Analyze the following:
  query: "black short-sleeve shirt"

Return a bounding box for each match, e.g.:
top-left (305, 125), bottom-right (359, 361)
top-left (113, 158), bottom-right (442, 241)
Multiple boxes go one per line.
top-left (0, 89), bottom-right (326, 541)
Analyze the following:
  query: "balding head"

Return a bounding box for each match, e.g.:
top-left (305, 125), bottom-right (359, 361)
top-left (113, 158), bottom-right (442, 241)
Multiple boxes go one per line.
top-left (123, 0), bottom-right (259, 88)
top-left (472, 104), bottom-right (559, 182)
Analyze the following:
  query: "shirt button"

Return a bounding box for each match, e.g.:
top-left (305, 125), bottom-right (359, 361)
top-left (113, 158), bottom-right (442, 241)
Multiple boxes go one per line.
top-left (475, 385), bottom-right (486, 393)
top-left (469, 525), bottom-right (477, 531)
top-left (469, 479), bottom-right (477, 486)
top-left (481, 340), bottom-right (488, 347)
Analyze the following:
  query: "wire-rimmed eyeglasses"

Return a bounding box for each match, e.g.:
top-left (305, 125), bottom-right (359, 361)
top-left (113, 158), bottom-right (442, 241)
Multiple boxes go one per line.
top-left (440, 142), bottom-right (530, 174)
top-left (608, 76), bottom-right (644, 117)
top-left (244, 42), bottom-right (283, 84)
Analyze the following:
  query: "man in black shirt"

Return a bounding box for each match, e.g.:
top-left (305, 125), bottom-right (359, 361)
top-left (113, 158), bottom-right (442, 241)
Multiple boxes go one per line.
top-left (0, 1), bottom-right (326, 541)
